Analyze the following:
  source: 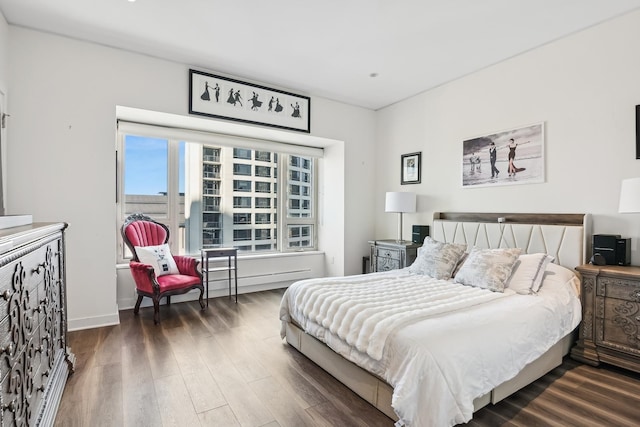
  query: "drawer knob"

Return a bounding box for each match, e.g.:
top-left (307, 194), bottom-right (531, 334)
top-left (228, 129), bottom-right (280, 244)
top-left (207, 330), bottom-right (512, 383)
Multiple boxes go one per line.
top-left (1, 343), bottom-right (14, 356)
top-left (1, 289), bottom-right (11, 300)
top-left (634, 290), bottom-right (640, 302)
top-left (2, 400), bottom-right (16, 413)
top-left (33, 263), bottom-right (46, 274)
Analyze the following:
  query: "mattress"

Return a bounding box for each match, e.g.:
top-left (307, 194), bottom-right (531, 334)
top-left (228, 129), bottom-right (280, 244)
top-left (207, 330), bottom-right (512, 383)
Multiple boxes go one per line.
top-left (279, 267), bottom-right (581, 426)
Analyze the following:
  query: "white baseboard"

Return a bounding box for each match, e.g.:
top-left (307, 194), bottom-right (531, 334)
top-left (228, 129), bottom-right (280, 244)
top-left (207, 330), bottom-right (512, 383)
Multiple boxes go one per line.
top-left (68, 311), bottom-right (120, 331)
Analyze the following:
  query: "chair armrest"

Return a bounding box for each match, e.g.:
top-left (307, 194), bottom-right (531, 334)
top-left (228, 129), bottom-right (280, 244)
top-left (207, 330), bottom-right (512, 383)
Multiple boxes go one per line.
top-left (129, 261), bottom-right (157, 293)
top-left (173, 255), bottom-right (201, 277)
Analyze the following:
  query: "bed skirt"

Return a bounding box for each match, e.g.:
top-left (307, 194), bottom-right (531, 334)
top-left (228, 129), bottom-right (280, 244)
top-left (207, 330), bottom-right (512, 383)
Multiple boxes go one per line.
top-left (285, 321), bottom-right (576, 422)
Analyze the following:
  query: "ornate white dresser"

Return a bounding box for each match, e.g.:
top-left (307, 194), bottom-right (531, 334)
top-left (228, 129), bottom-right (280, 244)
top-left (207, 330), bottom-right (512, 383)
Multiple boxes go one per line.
top-left (0, 223), bottom-right (74, 426)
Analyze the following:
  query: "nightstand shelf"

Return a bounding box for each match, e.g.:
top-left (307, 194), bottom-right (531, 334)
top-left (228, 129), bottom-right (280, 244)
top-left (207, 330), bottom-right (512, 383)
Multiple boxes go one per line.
top-left (368, 240), bottom-right (420, 272)
top-left (571, 264), bottom-right (640, 373)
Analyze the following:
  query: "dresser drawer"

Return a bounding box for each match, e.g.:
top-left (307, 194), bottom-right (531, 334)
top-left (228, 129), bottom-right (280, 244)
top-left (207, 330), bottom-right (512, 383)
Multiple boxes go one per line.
top-left (600, 277), bottom-right (640, 301)
top-left (373, 246), bottom-right (401, 261)
top-left (376, 257), bottom-right (400, 271)
top-left (597, 296), bottom-right (640, 353)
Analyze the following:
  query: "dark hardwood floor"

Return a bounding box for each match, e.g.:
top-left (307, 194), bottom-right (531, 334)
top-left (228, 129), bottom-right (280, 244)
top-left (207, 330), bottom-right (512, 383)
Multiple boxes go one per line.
top-left (55, 289), bottom-right (640, 427)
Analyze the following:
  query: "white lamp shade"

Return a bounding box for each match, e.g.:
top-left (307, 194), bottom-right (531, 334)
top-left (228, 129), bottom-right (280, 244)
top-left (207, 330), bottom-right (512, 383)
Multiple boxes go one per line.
top-left (385, 192), bottom-right (416, 213)
top-left (619, 178), bottom-right (640, 213)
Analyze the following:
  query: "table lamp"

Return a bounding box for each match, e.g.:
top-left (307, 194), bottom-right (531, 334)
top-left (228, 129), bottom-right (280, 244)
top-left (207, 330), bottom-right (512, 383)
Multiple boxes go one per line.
top-left (385, 191), bottom-right (416, 242)
top-left (619, 177), bottom-right (640, 214)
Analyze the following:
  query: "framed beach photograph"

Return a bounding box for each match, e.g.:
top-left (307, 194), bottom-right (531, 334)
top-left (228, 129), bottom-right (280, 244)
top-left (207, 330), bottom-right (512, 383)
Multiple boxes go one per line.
top-left (462, 122), bottom-right (545, 188)
top-left (189, 69), bottom-right (311, 133)
top-left (401, 152), bottom-right (421, 185)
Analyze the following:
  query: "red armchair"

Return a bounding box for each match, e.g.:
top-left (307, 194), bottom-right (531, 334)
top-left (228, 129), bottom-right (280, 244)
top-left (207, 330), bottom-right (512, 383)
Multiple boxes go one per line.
top-left (121, 213), bottom-right (205, 324)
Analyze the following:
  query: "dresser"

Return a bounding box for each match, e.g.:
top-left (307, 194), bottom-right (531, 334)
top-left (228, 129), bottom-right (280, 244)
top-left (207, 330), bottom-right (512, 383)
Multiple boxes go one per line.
top-left (0, 223), bottom-right (74, 426)
top-left (368, 240), bottom-right (420, 272)
top-left (571, 264), bottom-right (640, 373)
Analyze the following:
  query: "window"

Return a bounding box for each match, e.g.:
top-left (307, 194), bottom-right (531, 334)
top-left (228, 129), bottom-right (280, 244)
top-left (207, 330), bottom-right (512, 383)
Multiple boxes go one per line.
top-left (117, 123), bottom-right (318, 262)
top-left (234, 197), bottom-right (251, 208)
top-left (233, 180), bottom-right (251, 192)
top-left (255, 213), bottom-right (271, 224)
top-left (255, 181), bottom-right (271, 193)
top-left (233, 229), bottom-right (252, 241)
top-left (255, 151), bottom-right (271, 162)
top-left (233, 148), bottom-right (251, 159)
top-left (233, 213), bottom-right (251, 224)
top-left (255, 197), bottom-right (271, 208)
top-left (255, 229), bottom-right (271, 240)
top-left (203, 147), bottom-right (220, 162)
top-left (233, 163), bottom-right (251, 176)
top-left (255, 165), bottom-right (271, 177)
top-left (203, 213), bottom-right (221, 228)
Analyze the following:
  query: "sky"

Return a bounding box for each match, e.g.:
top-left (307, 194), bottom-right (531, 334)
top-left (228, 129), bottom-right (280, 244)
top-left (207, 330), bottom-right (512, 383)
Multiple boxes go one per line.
top-left (124, 135), bottom-right (185, 195)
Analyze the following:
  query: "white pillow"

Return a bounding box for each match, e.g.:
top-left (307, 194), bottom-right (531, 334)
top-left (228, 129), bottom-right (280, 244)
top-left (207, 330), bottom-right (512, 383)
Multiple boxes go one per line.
top-left (408, 236), bottom-right (467, 280)
top-left (506, 253), bottom-right (554, 295)
top-left (539, 262), bottom-right (579, 294)
top-left (454, 247), bottom-right (522, 292)
top-left (134, 243), bottom-right (179, 277)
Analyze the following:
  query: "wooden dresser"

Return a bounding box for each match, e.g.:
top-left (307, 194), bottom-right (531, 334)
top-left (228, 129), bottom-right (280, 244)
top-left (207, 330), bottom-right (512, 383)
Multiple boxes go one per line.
top-left (0, 223), bottom-right (74, 426)
top-left (368, 240), bottom-right (420, 272)
top-left (571, 264), bottom-right (640, 373)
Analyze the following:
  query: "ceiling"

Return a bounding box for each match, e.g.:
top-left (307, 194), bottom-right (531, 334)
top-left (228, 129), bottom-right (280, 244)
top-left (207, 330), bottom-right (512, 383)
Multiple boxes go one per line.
top-left (2, 0), bottom-right (640, 110)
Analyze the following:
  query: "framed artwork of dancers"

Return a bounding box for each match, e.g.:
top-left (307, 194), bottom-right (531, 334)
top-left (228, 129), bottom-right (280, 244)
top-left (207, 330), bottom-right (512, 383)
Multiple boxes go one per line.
top-left (189, 69), bottom-right (311, 133)
top-left (462, 122), bottom-right (545, 188)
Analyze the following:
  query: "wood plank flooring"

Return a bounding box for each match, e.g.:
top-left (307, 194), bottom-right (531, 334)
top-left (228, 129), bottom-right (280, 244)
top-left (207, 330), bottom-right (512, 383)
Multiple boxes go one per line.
top-left (55, 289), bottom-right (640, 427)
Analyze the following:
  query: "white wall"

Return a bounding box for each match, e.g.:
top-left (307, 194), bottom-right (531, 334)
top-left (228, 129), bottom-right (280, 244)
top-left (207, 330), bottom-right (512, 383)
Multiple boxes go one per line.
top-left (6, 26), bottom-right (376, 329)
top-left (375, 9), bottom-right (640, 264)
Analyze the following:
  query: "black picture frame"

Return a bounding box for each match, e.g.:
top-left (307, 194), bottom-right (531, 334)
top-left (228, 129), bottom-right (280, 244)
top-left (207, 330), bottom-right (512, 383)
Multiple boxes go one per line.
top-left (401, 152), bottom-right (421, 185)
top-left (189, 69), bottom-right (311, 133)
top-left (636, 105), bottom-right (640, 159)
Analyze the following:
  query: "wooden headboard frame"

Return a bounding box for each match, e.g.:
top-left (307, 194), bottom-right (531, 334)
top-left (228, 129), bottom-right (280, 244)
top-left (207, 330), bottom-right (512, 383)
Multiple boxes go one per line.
top-left (432, 212), bottom-right (592, 270)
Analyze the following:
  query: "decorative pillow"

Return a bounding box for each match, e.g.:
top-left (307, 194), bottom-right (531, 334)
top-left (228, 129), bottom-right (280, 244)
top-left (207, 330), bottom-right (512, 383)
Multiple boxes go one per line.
top-left (454, 247), bottom-right (522, 292)
top-left (408, 236), bottom-right (467, 280)
top-left (506, 253), bottom-right (554, 295)
top-left (538, 262), bottom-right (578, 294)
top-left (134, 243), bottom-right (179, 277)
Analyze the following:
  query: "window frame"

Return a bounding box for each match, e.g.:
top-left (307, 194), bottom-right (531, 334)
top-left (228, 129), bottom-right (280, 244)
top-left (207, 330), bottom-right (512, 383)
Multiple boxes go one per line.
top-left (116, 123), bottom-right (319, 263)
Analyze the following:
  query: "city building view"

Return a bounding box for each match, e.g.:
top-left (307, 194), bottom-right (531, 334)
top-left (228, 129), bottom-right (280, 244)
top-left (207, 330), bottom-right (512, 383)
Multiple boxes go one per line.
top-left (122, 139), bottom-right (314, 257)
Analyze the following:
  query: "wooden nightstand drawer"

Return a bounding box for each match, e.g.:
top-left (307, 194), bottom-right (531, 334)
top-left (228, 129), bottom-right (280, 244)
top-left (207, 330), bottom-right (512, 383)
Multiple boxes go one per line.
top-left (599, 277), bottom-right (640, 301)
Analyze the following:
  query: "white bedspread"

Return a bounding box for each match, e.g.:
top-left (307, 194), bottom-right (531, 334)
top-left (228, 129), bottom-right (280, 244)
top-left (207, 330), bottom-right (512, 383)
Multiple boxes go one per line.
top-left (279, 269), bottom-right (581, 427)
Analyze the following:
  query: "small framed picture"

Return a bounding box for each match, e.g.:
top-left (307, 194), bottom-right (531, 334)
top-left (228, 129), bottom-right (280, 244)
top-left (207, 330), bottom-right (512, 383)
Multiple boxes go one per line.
top-left (401, 152), bottom-right (421, 185)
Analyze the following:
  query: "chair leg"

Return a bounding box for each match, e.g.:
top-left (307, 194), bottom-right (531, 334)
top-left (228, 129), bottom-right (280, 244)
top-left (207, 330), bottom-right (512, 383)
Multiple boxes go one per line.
top-left (198, 288), bottom-right (205, 310)
top-left (153, 297), bottom-right (160, 324)
top-left (133, 295), bottom-right (143, 315)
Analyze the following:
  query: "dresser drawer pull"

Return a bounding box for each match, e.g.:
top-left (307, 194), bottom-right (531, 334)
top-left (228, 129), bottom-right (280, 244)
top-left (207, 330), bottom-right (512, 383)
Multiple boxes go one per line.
top-left (633, 290), bottom-right (640, 302)
top-left (1, 343), bottom-right (14, 356)
top-left (1, 289), bottom-right (12, 300)
top-left (2, 400), bottom-right (16, 413)
top-left (33, 263), bottom-right (46, 274)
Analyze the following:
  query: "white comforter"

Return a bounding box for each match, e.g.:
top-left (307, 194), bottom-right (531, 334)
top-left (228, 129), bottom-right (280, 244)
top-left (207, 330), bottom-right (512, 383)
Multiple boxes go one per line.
top-left (279, 268), bottom-right (581, 427)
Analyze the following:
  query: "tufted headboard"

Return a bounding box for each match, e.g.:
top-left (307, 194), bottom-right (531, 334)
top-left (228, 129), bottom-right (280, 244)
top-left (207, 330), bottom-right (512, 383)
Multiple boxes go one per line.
top-left (431, 212), bottom-right (592, 270)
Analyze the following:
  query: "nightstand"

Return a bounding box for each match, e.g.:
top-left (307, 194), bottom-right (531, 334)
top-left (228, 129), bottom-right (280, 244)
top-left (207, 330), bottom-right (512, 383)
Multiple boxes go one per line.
top-left (368, 240), bottom-right (420, 272)
top-left (571, 264), bottom-right (640, 373)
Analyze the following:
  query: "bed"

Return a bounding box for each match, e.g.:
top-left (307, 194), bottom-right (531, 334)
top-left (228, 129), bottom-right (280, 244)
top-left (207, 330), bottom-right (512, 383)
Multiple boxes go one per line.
top-left (279, 212), bottom-right (591, 426)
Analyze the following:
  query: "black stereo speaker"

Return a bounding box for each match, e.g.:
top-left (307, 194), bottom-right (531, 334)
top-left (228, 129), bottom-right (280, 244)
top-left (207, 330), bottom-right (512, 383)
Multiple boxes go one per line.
top-left (616, 238), bottom-right (631, 266)
top-left (412, 225), bottom-right (430, 244)
top-left (593, 234), bottom-right (631, 266)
